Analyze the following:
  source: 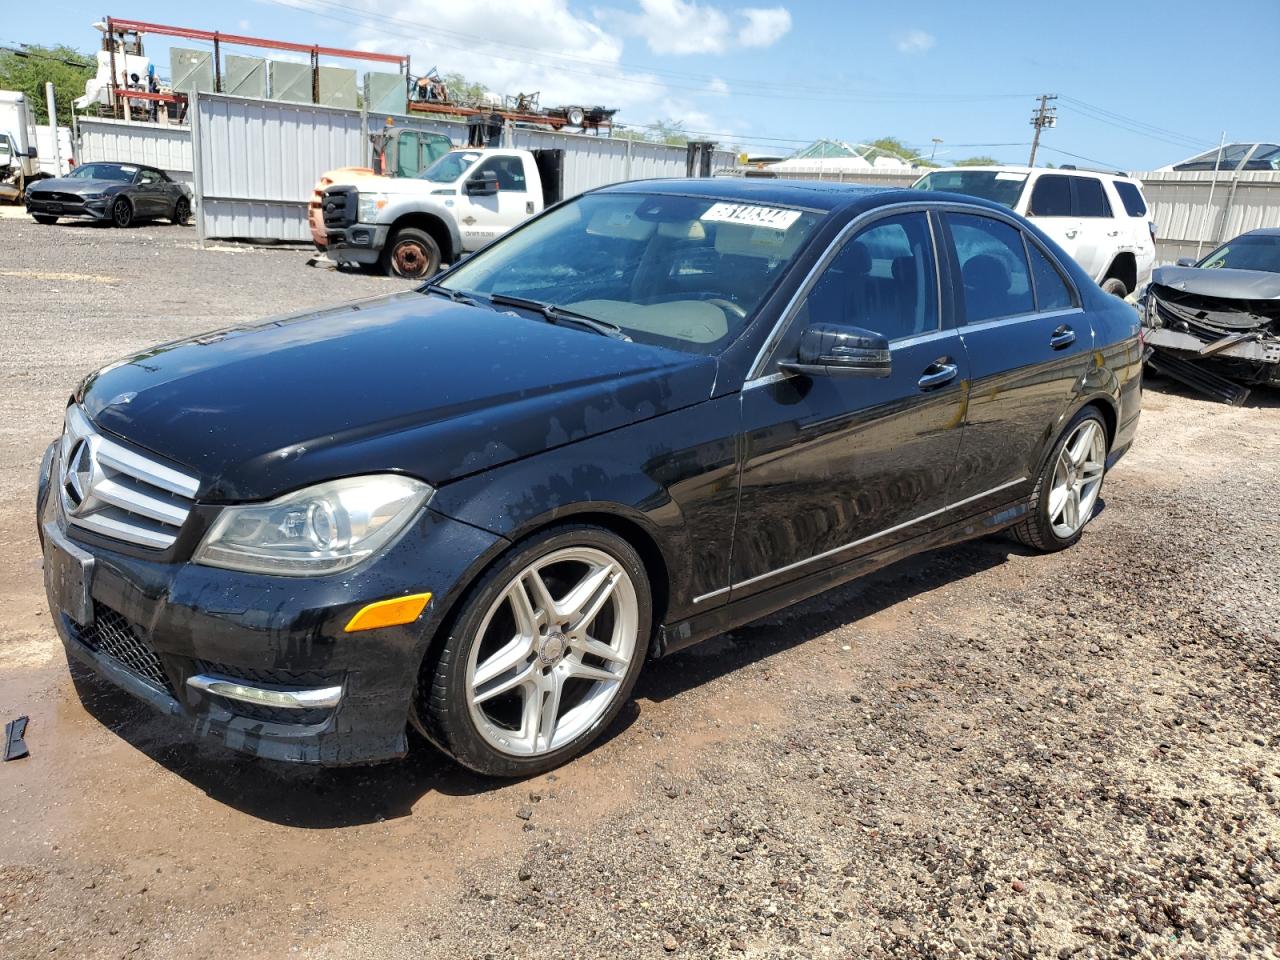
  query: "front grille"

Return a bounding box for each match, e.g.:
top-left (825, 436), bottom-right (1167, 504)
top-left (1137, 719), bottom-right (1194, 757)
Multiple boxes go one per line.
top-left (59, 405), bottom-right (198, 550)
top-left (40, 191), bottom-right (87, 204)
top-left (322, 186), bottom-right (357, 229)
top-left (69, 602), bottom-right (173, 694)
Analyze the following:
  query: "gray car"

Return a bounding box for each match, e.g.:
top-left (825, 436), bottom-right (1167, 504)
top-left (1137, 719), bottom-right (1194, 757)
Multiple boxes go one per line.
top-left (26, 162), bottom-right (190, 228)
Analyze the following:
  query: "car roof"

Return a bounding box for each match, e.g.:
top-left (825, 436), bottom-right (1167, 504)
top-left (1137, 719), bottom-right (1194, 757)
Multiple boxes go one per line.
top-left (1240, 228), bottom-right (1280, 238)
top-left (593, 177), bottom-right (889, 213)
top-left (924, 164), bottom-right (1138, 183)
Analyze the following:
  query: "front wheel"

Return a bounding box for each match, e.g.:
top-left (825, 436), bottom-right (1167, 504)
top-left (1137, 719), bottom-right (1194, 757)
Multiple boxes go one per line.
top-left (110, 198), bottom-right (134, 228)
top-left (1011, 407), bottom-right (1108, 552)
top-left (414, 525), bottom-right (651, 777)
top-left (381, 226), bottom-right (441, 279)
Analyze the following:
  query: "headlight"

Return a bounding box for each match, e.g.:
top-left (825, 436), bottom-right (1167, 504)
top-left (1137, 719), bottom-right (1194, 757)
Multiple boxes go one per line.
top-left (194, 474), bottom-right (431, 576)
top-left (357, 192), bottom-right (391, 222)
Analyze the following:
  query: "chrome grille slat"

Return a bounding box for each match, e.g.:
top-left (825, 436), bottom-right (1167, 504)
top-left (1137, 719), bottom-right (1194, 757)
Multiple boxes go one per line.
top-left (59, 406), bottom-right (198, 550)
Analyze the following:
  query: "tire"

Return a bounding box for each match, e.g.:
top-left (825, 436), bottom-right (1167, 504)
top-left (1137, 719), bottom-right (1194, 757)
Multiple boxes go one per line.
top-left (32, 215), bottom-right (58, 225)
top-left (170, 197), bottom-right (191, 225)
top-left (414, 524), bottom-right (651, 777)
top-left (1011, 407), bottom-right (1108, 553)
top-left (110, 198), bottom-right (134, 228)
top-left (1101, 277), bottom-right (1128, 298)
top-left (381, 226), bottom-right (441, 279)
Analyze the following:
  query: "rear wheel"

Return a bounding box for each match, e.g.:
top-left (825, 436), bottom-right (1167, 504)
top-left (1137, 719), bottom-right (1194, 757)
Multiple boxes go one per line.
top-left (110, 198), bottom-right (134, 228)
top-left (1012, 407), bottom-right (1108, 553)
top-left (1101, 277), bottom-right (1128, 298)
top-left (32, 215), bottom-right (58, 225)
top-left (381, 227), bottom-right (441, 279)
top-left (171, 197), bottom-right (191, 225)
top-left (414, 525), bottom-right (650, 777)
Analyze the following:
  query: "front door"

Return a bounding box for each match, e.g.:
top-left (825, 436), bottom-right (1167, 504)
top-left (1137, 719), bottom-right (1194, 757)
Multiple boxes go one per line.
top-left (459, 156), bottom-right (533, 250)
top-left (730, 210), bottom-right (969, 600)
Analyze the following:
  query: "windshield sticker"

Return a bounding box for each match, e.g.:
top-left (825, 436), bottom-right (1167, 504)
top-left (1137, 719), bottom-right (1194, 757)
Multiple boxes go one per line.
top-left (994, 172), bottom-right (1026, 181)
top-left (700, 202), bottom-right (802, 230)
top-left (119, 165), bottom-right (138, 173)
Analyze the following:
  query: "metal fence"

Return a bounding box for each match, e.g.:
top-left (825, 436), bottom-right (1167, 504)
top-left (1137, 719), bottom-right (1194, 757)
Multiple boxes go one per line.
top-left (748, 168), bottom-right (922, 189)
top-left (77, 117), bottom-right (194, 182)
top-left (80, 92), bottom-right (734, 243)
top-left (1131, 169), bottom-right (1280, 264)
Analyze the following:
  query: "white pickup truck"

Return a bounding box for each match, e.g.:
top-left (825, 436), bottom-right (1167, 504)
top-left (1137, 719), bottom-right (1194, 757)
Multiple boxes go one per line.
top-left (318, 147), bottom-right (563, 278)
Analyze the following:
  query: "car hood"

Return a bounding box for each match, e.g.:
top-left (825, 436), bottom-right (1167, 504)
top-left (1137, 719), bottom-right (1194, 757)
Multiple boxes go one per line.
top-left (30, 177), bottom-right (123, 195)
top-left (1151, 265), bottom-right (1280, 300)
top-left (78, 292), bottom-right (718, 501)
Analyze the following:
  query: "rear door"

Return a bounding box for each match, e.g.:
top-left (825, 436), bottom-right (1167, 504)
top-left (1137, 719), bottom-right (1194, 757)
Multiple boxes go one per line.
top-left (1068, 175), bottom-right (1117, 281)
top-left (730, 209), bottom-right (970, 599)
top-left (940, 210), bottom-right (1093, 505)
top-left (1024, 174), bottom-right (1083, 269)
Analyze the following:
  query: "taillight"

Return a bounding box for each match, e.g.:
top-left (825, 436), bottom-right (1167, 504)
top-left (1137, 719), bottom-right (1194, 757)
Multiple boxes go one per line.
top-left (1149, 221), bottom-right (1157, 242)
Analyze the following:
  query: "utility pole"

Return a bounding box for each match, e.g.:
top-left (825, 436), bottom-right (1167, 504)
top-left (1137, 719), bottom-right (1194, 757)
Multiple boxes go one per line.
top-left (930, 137), bottom-right (943, 162)
top-left (1028, 94), bottom-right (1057, 167)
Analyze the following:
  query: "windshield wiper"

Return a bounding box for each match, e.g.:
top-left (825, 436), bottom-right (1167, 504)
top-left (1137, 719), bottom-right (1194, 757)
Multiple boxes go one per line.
top-left (423, 283), bottom-right (482, 307)
top-left (487, 293), bottom-right (631, 341)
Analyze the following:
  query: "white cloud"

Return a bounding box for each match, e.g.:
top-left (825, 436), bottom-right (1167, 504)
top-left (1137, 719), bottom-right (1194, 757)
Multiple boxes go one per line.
top-left (706, 76), bottom-right (731, 96)
top-left (896, 29), bottom-right (936, 54)
top-left (607, 1), bottom-right (791, 55)
top-left (737, 7), bottom-right (791, 48)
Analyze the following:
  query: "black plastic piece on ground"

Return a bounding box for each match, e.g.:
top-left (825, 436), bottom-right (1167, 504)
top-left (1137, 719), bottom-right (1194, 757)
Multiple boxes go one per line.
top-left (4, 716), bottom-right (29, 761)
top-left (1147, 348), bottom-right (1252, 406)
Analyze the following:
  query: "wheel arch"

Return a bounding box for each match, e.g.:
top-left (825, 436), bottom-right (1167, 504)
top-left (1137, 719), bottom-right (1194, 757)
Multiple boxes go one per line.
top-left (387, 211), bottom-right (457, 262)
top-left (1033, 393), bottom-right (1119, 484)
top-left (1103, 252), bottom-right (1137, 293)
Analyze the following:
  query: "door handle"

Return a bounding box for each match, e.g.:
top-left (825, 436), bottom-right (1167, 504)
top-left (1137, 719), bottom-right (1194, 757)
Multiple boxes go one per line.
top-left (1050, 325), bottom-right (1076, 350)
top-left (917, 360), bottom-right (958, 391)
top-left (1106, 230), bottom-right (1120, 237)
top-left (1064, 229), bottom-right (1079, 240)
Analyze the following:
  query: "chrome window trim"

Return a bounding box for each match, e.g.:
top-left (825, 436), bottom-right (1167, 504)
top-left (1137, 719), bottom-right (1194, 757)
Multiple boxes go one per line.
top-left (187, 674), bottom-right (344, 710)
top-left (956, 306), bottom-right (1084, 336)
top-left (693, 476), bottom-right (1027, 601)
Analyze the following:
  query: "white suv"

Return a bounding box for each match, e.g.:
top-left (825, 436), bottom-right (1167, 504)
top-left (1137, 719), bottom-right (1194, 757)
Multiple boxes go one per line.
top-left (913, 165), bottom-right (1156, 298)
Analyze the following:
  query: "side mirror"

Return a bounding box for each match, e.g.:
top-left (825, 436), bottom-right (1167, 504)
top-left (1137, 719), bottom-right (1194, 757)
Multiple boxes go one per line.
top-left (465, 170), bottom-right (499, 196)
top-left (780, 323), bottom-right (891, 379)
top-left (25, 146), bottom-right (38, 159)
top-left (1175, 256), bottom-right (1198, 267)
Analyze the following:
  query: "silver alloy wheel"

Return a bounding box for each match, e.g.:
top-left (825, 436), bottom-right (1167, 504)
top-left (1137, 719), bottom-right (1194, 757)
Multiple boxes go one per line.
top-left (1048, 419), bottom-right (1106, 539)
top-left (464, 546), bottom-right (638, 757)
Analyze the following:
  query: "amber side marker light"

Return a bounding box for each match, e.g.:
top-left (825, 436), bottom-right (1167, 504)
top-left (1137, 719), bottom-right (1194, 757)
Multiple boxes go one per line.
top-left (345, 592), bottom-right (433, 633)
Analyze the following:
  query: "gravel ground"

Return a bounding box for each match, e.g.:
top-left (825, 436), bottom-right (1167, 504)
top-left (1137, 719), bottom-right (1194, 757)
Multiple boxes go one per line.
top-left (1, 218), bottom-right (1277, 960)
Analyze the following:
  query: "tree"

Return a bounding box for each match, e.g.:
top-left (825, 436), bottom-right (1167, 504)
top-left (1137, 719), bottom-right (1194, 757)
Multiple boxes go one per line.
top-left (0, 44), bottom-right (95, 125)
top-left (441, 72), bottom-right (491, 106)
top-left (956, 155), bottom-right (999, 166)
top-left (868, 136), bottom-right (914, 161)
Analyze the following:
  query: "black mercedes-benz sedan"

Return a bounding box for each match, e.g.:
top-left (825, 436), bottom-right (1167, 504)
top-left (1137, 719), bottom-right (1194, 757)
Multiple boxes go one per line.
top-left (26, 161), bottom-right (190, 227)
top-left (37, 180), bottom-right (1142, 775)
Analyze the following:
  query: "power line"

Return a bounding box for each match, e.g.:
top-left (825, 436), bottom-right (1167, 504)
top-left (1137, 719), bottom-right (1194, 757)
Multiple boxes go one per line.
top-left (0, 42), bottom-right (95, 68)
top-left (1037, 144), bottom-right (1126, 172)
top-left (1057, 97), bottom-right (1212, 150)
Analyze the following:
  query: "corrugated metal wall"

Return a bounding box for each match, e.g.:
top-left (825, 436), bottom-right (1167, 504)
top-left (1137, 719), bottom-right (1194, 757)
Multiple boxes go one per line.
top-left (757, 168), bottom-right (922, 189)
top-left (193, 93), bottom-right (366, 242)
top-left (77, 117), bottom-right (194, 182)
top-left (1132, 170), bottom-right (1280, 264)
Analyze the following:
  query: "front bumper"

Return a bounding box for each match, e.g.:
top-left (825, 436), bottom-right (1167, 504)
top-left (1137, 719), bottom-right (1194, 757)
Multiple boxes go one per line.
top-left (38, 442), bottom-right (505, 764)
top-left (324, 223), bottom-right (391, 265)
top-left (26, 194), bottom-right (111, 220)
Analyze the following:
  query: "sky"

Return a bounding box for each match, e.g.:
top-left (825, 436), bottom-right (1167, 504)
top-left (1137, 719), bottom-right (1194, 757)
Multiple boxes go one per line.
top-left (5, 0), bottom-right (1277, 171)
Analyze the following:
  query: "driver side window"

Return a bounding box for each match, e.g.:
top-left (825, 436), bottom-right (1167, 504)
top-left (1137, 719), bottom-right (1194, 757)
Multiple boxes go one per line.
top-left (795, 212), bottom-right (939, 343)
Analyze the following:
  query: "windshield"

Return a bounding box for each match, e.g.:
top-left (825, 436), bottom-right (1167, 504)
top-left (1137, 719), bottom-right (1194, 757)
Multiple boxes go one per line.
top-left (913, 169), bottom-right (1028, 208)
top-left (1197, 235), bottom-right (1280, 274)
top-left (68, 163), bottom-right (137, 182)
top-left (436, 192), bottom-right (825, 354)
top-left (417, 150), bottom-right (482, 183)
top-left (0, 134), bottom-right (11, 158)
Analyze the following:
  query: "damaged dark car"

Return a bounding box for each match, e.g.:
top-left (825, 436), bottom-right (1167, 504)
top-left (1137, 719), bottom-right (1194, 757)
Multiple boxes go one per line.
top-left (1142, 228), bottom-right (1280, 404)
top-left (37, 180), bottom-right (1142, 776)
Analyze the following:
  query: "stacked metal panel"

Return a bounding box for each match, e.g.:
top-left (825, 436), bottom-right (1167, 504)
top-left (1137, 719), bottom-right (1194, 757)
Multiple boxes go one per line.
top-left (317, 66), bottom-right (358, 109)
top-left (269, 60), bottom-right (312, 103)
top-left (170, 48), bottom-right (215, 95)
top-left (224, 55), bottom-right (267, 98)
top-left (365, 71), bottom-right (406, 116)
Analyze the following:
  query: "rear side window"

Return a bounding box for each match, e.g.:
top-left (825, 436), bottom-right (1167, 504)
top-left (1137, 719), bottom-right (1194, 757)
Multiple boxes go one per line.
top-left (1112, 181), bottom-right (1147, 217)
top-left (1028, 175), bottom-right (1072, 217)
top-left (1026, 242), bottom-right (1077, 312)
top-left (1073, 177), bottom-right (1112, 218)
top-left (947, 213), bottom-right (1034, 323)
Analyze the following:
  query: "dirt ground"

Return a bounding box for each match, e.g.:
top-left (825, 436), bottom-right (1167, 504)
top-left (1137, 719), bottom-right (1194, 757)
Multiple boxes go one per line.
top-left (0, 217), bottom-right (1277, 960)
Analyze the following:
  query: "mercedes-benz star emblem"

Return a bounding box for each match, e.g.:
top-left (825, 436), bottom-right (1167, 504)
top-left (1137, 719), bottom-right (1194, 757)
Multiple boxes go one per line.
top-left (64, 440), bottom-right (93, 510)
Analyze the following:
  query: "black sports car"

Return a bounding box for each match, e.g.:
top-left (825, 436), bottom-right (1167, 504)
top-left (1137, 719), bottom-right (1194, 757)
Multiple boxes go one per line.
top-left (26, 161), bottom-right (191, 228)
top-left (37, 180), bottom-right (1142, 776)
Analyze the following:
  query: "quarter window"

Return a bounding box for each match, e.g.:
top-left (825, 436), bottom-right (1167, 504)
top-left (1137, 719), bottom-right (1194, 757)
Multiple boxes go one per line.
top-left (1028, 175), bottom-right (1072, 217)
top-left (798, 212), bottom-right (938, 341)
top-left (1112, 181), bottom-right (1148, 217)
top-left (1073, 177), bottom-right (1112, 218)
top-left (947, 213), bottom-right (1034, 323)
top-left (1026, 242), bottom-right (1076, 312)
